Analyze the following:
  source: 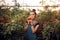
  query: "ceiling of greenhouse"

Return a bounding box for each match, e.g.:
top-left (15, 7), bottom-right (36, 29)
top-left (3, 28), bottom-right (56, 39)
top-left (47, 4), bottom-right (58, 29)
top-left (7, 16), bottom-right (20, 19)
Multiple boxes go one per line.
top-left (0, 0), bottom-right (60, 6)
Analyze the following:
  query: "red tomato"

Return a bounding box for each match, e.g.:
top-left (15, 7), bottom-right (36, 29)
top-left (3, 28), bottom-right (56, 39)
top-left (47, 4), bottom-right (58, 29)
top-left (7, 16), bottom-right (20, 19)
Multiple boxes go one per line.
top-left (26, 16), bottom-right (31, 23)
top-left (27, 16), bottom-right (31, 20)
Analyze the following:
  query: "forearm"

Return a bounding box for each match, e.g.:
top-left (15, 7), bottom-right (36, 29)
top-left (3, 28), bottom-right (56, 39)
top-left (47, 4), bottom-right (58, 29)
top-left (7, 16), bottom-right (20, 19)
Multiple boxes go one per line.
top-left (31, 26), bottom-right (35, 33)
top-left (23, 25), bottom-right (28, 31)
top-left (31, 25), bottom-right (39, 33)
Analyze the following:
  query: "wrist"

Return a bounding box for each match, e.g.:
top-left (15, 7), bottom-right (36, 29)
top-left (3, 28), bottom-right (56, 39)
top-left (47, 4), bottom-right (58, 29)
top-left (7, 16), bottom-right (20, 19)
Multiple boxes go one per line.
top-left (31, 24), bottom-right (34, 26)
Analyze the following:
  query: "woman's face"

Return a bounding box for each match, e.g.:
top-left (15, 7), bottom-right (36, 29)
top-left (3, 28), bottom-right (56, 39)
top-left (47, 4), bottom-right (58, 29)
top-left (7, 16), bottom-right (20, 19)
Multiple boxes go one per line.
top-left (30, 12), bottom-right (36, 20)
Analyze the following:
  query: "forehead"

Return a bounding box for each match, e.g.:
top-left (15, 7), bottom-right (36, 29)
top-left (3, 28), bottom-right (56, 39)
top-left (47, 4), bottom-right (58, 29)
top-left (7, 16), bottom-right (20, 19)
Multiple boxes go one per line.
top-left (30, 12), bottom-right (35, 14)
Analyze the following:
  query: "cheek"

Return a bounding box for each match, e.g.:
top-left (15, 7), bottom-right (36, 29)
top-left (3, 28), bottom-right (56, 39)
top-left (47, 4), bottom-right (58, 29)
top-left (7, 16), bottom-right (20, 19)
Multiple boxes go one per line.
top-left (31, 16), bottom-right (35, 19)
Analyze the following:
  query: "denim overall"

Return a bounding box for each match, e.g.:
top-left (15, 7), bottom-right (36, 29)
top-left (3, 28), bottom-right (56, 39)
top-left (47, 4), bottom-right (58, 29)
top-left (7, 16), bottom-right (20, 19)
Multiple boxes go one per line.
top-left (24, 21), bottom-right (39, 40)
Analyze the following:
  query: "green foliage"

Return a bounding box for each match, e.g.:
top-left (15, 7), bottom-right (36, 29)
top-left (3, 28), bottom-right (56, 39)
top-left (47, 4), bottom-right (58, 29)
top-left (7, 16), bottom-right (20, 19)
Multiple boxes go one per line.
top-left (37, 10), bottom-right (53, 21)
top-left (0, 6), bottom-right (60, 40)
top-left (0, 7), bottom-right (29, 35)
top-left (42, 22), bottom-right (54, 40)
top-left (37, 9), bottom-right (60, 40)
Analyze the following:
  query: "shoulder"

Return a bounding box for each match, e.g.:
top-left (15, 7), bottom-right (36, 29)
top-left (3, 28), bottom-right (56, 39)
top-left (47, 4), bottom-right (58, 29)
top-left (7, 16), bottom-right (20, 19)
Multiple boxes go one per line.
top-left (35, 21), bottom-right (39, 25)
top-left (34, 21), bottom-right (39, 27)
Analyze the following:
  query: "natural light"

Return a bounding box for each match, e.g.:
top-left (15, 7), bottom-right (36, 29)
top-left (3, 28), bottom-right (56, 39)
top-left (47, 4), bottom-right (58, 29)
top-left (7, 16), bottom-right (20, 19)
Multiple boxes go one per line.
top-left (4, 0), bottom-right (60, 6)
top-left (0, 0), bottom-right (60, 12)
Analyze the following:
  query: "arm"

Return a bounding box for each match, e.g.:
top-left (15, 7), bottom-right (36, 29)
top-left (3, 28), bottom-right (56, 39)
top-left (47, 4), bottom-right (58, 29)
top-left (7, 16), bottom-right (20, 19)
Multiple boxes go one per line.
top-left (23, 25), bottom-right (28, 31)
top-left (31, 25), bottom-right (39, 33)
top-left (23, 20), bottom-right (30, 31)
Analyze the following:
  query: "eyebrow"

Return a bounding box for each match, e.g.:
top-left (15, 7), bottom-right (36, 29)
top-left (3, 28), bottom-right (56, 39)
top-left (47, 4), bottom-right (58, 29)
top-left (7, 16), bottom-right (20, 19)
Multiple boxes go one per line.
top-left (30, 14), bottom-right (34, 15)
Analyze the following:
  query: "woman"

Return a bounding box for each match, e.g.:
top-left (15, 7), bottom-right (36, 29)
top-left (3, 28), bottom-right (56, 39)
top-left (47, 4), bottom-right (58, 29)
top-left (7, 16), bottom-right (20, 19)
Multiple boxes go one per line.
top-left (24, 9), bottom-right (39, 40)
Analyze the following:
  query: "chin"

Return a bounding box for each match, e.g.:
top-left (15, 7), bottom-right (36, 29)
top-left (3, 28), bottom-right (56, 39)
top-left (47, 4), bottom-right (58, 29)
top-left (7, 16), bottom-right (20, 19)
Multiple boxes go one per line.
top-left (31, 19), bottom-right (35, 20)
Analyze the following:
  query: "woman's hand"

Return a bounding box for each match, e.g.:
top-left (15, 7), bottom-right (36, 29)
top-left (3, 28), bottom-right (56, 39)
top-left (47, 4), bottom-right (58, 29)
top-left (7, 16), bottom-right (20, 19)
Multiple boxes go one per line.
top-left (27, 16), bottom-right (32, 24)
top-left (30, 20), bottom-right (34, 26)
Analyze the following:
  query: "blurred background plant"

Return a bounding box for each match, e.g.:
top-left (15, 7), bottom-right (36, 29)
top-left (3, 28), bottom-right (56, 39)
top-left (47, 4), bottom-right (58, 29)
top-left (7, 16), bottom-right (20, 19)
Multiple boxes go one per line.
top-left (0, 5), bottom-right (60, 40)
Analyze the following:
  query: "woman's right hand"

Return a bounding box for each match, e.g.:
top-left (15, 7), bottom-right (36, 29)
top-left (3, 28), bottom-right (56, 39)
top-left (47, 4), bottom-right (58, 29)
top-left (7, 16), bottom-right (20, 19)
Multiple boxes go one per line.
top-left (27, 16), bottom-right (31, 24)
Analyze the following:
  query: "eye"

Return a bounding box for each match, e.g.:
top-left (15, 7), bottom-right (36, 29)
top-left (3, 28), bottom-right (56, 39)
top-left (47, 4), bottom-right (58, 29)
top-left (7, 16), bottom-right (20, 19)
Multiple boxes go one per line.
top-left (33, 14), bottom-right (34, 15)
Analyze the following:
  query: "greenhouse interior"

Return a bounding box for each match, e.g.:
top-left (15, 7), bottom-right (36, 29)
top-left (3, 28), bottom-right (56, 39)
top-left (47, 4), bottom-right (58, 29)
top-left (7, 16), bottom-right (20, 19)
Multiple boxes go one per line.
top-left (0, 0), bottom-right (60, 40)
